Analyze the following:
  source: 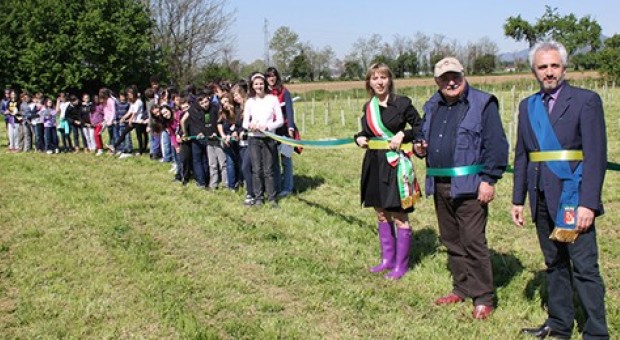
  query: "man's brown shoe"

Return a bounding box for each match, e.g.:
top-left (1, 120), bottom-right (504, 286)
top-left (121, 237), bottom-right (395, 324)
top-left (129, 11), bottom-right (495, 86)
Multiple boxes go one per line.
top-left (472, 305), bottom-right (493, 320)
top-left (434, 293), bottom-right (465, 305)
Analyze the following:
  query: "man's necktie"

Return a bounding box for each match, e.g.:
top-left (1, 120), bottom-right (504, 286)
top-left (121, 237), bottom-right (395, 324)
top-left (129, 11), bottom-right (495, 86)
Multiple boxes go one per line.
top-left (543, 93), bottom-right (551, 114)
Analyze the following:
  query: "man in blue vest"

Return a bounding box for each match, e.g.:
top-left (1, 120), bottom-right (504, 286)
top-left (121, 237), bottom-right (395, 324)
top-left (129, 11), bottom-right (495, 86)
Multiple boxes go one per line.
top-left (414, 57), bottom-right (508, 320)
top-left (513, 40), bottom-right (609, 339)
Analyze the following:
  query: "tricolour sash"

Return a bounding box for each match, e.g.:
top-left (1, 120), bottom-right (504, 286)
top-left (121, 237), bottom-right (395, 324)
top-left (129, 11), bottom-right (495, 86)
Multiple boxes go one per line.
top-left (528, 94), bottom-right (582, 243)
top-left (366, 96), bottom-right (419, 209)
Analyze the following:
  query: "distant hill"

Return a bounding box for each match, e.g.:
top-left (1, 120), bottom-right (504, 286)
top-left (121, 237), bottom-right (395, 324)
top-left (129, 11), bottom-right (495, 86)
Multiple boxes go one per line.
top-left (498, 49), bottom-right (529, 63)
top-left (498, 34), bottom-right (610, 63)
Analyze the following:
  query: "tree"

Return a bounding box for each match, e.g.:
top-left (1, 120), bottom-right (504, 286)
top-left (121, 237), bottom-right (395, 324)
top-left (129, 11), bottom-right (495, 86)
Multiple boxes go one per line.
top-left (341, 60), bottom-right (363, 80)
top-left (572, 53), bottom-right (599, 71)
top-left (348, 34), bottom-right (383, 72)
top-left (239, 59), bottom-right (267, 81)
top-left (504, 6), bottom-right (602, 55)
top-left (596, 35), bottom-right (620, 82)
top-left (269, 26), bottom-right (300, 76)
top-left (412, 32), bottom-right (431, 75)
top-left (394, 52), bottom-right (418, 78)
top-left (290, 52), bottom-right (312, 80)
top-left (147, 0), bottom-right (234, 87)
top-left (298, 42), bottom-right (335, 81)
top-left (464, 37), bottom-right (499, 73)
top-left (0, 0), bottom-right (162, 95)
top-left (313, 46), bottom-right (336, 80)
top-left (472, 54), bottom-right (496, 74)
top-left (194, 63), bottom-right (237, 86)
top-left (371, 55), bottom-right (397, 73)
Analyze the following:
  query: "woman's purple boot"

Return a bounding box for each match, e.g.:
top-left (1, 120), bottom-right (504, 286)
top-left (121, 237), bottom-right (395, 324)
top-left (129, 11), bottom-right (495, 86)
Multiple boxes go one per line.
top-left (369, 221), bottom-right (396, 273)
top-left (385, 228), bottom-right (412, 280)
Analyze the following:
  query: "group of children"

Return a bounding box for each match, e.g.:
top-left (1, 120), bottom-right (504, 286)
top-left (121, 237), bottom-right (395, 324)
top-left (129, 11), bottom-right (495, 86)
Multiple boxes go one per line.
top-left (1, 69), bottom-right (298, 207)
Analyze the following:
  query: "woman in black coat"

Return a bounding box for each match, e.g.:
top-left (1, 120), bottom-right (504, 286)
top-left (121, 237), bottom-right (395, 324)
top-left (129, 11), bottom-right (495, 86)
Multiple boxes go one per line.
top-left (354, 63), bottom-right (422, 280)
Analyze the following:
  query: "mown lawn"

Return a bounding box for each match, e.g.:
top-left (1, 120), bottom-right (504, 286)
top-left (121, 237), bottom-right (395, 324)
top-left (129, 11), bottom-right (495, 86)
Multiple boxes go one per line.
top-left (0, 83), bottom-right (618, 338)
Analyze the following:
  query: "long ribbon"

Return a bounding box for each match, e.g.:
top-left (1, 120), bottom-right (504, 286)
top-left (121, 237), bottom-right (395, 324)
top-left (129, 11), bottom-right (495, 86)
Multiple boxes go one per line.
top-left (529, 150), bottom-right (583, 162)
top-left (261, 131), bottom-right (355, 148)
top-left (183, 131), bottom-right (620, 173)
top-left (426, 165), bottom-right (484, 177)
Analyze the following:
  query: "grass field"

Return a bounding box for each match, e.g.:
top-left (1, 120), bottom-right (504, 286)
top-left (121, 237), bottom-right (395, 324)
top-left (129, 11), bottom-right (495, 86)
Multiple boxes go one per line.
top-left (0, 77), bottom-right (618, 338)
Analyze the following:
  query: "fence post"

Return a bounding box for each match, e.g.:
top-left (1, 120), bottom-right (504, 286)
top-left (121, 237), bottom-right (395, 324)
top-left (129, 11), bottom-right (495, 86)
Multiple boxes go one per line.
top-left (311, 97), bottom-right (315, 125)
top-left (324, 101), bottom-right (329, 125)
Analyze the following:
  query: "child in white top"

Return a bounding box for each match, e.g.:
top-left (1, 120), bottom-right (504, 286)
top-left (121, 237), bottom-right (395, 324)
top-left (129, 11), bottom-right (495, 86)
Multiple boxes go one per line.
top-left (241, 72), bottom-right (283, 207)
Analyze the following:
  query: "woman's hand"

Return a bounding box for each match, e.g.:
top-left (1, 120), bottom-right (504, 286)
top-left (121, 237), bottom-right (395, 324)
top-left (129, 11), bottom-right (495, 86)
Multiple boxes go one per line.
top-left (356, 136), bottom-right (368, 148)
top-left (389, 131), bottom-right (404, 150)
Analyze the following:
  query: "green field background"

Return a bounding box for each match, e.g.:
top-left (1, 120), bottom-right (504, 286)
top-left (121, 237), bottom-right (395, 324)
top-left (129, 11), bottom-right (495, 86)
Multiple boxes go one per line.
top-left (0, 79), bottom-right (618, 338)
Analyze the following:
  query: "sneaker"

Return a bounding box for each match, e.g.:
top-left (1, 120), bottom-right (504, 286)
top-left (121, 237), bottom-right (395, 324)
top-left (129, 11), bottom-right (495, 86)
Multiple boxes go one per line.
top-left (96, 149), bottom-right (104, 156)
top-left (244, 195), bottom-right (254, 207)
top-left (105, 144), bottom-right (115, 153)
top-left (169, 164), bottom-right (177, 173)
top-left (135, 152), bottom-right (141, 156)
top-left (119, 153), bottom-right (133, 159)
top-left (254, 199), bottom-right (264, 207)
top-left (54, 148), bottom-right (60, 154)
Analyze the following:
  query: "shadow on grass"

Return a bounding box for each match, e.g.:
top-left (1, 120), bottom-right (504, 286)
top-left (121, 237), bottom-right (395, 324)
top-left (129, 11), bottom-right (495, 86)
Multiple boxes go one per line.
top-left (293, 174), bottom-right (325, 194)
top-left (523, 269), bottom-right (588, 334)
top-left (492, 250), bottom-right (524, 289)
top-left (524, 270), bottom-right (547, 306)
top-left (409, 227), bottom-right (439, 268)
top-left (295, 196), bottom-right (367, 228)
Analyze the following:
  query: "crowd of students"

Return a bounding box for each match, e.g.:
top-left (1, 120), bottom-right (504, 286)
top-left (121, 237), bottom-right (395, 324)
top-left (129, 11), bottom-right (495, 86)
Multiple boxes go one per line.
top-left (1, 68), bottom-right (298, 207)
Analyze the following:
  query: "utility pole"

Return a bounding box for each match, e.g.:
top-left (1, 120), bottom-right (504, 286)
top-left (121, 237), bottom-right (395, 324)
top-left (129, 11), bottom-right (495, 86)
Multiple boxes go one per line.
top-left (264, 18), bottom-right (270, 66)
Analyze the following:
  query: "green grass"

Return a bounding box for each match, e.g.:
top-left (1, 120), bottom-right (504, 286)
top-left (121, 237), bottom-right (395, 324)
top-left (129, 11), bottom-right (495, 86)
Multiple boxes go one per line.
top-left (1, 85), bottom-right (619, 338)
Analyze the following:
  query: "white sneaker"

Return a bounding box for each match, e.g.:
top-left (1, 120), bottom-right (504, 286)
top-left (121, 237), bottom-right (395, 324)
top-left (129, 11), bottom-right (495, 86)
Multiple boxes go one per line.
top-left (169, 164), bottom-right (177, 173)
top-left (96, 150), bottom-right (104, 156)
top-left (46, 150), bottom-right (53, 154)
top-left (119, 153), bottom-right (133, 159)
top-left (54, 148), bottom-right (60, 154)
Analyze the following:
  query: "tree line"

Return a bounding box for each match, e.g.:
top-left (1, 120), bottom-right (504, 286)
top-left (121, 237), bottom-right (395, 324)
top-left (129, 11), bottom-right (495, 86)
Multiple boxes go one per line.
top-left (3, 2), bottom-right (620, 97)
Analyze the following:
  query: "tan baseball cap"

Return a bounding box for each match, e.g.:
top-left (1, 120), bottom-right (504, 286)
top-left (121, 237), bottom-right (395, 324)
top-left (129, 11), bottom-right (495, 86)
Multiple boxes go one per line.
top-left (434, 57), bottom-right (464, 77)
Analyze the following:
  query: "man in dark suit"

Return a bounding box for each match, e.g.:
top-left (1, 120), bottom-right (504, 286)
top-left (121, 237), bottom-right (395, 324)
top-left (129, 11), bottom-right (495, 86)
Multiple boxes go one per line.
top-left (512, 40), bottom-right (609, 339)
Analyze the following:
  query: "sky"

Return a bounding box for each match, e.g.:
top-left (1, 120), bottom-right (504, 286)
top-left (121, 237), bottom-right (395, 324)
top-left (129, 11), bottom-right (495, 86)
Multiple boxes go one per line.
top-left (229, 0), bottom-right (620, 63)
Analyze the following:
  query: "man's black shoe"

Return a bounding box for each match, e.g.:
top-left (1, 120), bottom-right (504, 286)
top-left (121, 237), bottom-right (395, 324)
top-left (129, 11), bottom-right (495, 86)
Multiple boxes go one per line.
top-left (520, 325), bottom-right (570, 339)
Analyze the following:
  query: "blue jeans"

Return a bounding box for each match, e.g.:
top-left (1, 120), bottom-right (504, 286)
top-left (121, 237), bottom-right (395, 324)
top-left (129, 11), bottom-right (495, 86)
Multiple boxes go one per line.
top-left (44, 126), bottom-right (58, 151)
top-left (110, 123), bottom-right (120, 147)
top-left (150, 132), bottom-right (161, 158)
top-left (161, 130), bottom-right (173, 162)
top-left (274, 152), bottom-right (294, 193)
top-left (118, 124), bottom-right (133, 153)
top-left (239, 145), bottom-right (253, 197)
top-left (191, 140), bottom-right (208, 187)
top-left (224, 144), bottom-right (239, 189)
top-left (34, 123), bottom-right (44, 151)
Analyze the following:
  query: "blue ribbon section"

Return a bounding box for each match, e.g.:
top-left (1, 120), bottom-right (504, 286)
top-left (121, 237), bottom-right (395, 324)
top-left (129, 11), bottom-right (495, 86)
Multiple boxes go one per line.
top-left (527, 95), bottom-right (582, 229)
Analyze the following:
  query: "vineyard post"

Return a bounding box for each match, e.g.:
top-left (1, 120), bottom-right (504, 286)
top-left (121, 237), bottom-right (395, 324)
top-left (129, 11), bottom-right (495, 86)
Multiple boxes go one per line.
top-left (311, 97), bottom-right (315, 125)
top-left (324, 101), bottom-right (329, 125)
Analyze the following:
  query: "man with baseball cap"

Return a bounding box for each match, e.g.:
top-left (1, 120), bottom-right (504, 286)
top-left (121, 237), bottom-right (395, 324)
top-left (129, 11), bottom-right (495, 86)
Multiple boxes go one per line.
top-left (413, 57), bottom-right (508, 319)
